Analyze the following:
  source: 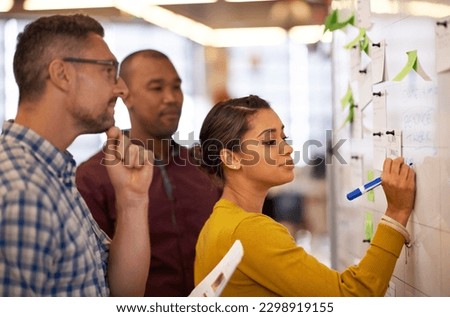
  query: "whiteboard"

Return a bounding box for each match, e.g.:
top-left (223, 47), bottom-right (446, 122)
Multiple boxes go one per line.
top-left (330, 2), bottom-right (450, 296)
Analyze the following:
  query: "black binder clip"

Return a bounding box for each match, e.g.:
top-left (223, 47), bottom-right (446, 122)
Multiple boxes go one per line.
top-left (386, 130), bottom-right (395, 136)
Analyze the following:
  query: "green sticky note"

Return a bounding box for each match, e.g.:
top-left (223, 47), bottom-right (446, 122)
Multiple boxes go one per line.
top-left (340, 103), bottom-right (356, 129)
top-left (364, 212), bottom-right (374, 242)
top-left (340, 85), bottom-right (354, 109)
top-left (367, 189), bottom-right (375, 202)
top-left (367, 170), bottom-right (375, 202)
top-left (344, 28), bottom-right (366, 50)
top-left (324, 9), bottom-right (355, 33)
top-left (340, 85), bottom-right (356, 128)
top-left (392, 50), bottom-right (417, 81)
top-left (324, 9), bottom-right (338, 33)
top-left (361, 34), bottom-right (370, 55)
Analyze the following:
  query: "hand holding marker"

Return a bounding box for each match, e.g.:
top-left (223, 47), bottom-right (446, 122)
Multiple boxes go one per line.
top-left (346, 162), bottom-right (413, 201)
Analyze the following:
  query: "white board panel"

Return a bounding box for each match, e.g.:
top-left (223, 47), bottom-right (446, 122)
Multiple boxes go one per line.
top-left (330, 0), bottom-right (450, 296)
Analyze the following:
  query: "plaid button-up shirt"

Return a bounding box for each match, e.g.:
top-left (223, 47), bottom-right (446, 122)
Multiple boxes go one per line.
top-left (0, 121), bottom-right (110, 296)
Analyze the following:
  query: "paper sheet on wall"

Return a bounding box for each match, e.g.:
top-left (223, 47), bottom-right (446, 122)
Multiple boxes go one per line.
top-left (350, 46), bottom-right (361, 82)
top-left (189, 240), bottom-right (243, 297)
top-left (373, 133), bottom-right (386, 171)
top-left (370, 40), bottom-right (386, 83)
top-left (352, 105), bottom-right (362, 139)
top-left (386, 130), bottom-right (402, 158)
top-left (373, 90), bottom-right (387, 131)
top-left (358, 67), bottom-right (373, 110)
top-left (357, 0), bottom-right (372, 29)
top-left (435, 17), bottom-right (450, 73)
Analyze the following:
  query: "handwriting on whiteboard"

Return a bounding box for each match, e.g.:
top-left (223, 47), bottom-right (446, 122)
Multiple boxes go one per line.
top-left (403, 107), bottom-right (434, 146)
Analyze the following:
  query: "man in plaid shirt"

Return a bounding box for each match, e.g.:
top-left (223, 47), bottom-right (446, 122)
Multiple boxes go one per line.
top-left (0, 14), bottom-right (153, 296)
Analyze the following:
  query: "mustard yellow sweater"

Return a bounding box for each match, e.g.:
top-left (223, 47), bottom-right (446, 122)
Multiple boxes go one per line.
top-left (194, 199), bottom-right (405, 296)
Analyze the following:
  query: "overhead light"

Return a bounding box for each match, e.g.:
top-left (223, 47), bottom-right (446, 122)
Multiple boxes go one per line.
top-left (140, 0), bottom-right (216, 4)
top-left (116, 0), bottom-right (214, 45)
top-left (289, 25), bottom-right (332, 44)
top-left (369, 0), bottom-right (450, 18)
top-left (24, 0), bottom-right (216, 10)
top-left (22, 0), bottom-right (316, 47)
top-left (212, 27), bottom-right (287, 47)
top-left (226, 0), bottom-right (275, 2)
top-left (369, 0), bottom-right (400, 14)
top-left (24, 0), bottom-right (115, 10)
top-left (406, 1), bottom-right (450, 18)
top-left (118, 1), bottom-right (286, 46)
top-left (0, 0), bottom-right (13, 12)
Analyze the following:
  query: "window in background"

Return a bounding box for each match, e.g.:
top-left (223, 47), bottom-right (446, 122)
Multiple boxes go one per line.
top-left (227, 40), bottom-right (332, 166)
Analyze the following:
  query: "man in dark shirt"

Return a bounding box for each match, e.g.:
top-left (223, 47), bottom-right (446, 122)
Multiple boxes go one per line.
top-left (76, 49), bottom-right (221, 296)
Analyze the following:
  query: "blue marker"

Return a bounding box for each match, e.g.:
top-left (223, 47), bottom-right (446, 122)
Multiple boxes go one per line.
top-left (346, 177), bottom-right (382, 201)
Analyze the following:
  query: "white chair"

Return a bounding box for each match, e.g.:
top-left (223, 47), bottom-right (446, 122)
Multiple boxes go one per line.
top-left (189, 240), bottom-right (243, 297)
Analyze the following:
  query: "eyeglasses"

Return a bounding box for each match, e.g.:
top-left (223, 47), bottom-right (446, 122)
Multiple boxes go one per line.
top-left (62, 57), bottom-right (120, 83)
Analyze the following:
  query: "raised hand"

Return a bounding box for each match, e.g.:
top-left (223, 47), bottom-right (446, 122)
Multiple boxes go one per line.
top-left (102, 126), bottom-right (154, 200)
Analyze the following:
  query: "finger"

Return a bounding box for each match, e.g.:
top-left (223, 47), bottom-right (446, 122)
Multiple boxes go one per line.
top-left (123, 144), bottom-right (139, 167)
top-left (103, 126), bottom-right (122, 166)
top-left (391, 157), bottom-right (405, 175)
top-left (399, 162), bottom-right (410, 179)
top-left (106, 126), bottom-right (121, 141)
top-left (406, 165), bottom-right (416, 182)
top-left (113, 132), bottom-right (131, 164)
top-left (382, 158), bottom-right (393, 175)
top-left (142, 149), bottom-right (155, 166)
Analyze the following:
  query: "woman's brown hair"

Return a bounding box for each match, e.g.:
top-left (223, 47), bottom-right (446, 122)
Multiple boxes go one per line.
top-left (199, 95), bottom-right (271, 183)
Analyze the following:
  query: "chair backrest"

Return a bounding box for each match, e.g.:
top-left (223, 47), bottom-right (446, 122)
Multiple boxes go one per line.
top-left (189, 240), bottom-right (244, 297)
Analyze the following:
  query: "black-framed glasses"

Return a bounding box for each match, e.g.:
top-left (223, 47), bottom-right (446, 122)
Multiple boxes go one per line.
top-left (62, 57), bottom-right (119, 83)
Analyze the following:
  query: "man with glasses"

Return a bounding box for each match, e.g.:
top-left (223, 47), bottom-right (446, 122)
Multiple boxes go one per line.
top-left (0, 14), bottom-right (154, 296)
top-left (62, 57), bottom-right (120, 83)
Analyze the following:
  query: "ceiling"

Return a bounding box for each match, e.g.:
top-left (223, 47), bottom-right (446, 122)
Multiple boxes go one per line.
top-left (157, 0), bottom-right (331, 29)
top-left (2, 0), bottom-right (331, 30)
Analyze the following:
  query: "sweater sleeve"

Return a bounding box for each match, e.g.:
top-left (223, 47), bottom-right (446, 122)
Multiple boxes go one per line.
top-left (233, 216), bottom-right (405, 296)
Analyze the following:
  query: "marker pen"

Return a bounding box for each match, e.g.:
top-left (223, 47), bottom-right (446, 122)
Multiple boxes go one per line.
top-left (346, 177), bottom-right (382, 201)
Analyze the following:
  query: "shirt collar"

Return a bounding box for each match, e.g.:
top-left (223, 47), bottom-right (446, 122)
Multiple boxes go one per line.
top-left (1, 121), bottom-right (76, 182)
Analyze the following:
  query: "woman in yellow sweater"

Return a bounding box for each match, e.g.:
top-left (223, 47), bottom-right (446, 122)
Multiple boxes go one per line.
top-left (194, 95), bottom-right (415, 296)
